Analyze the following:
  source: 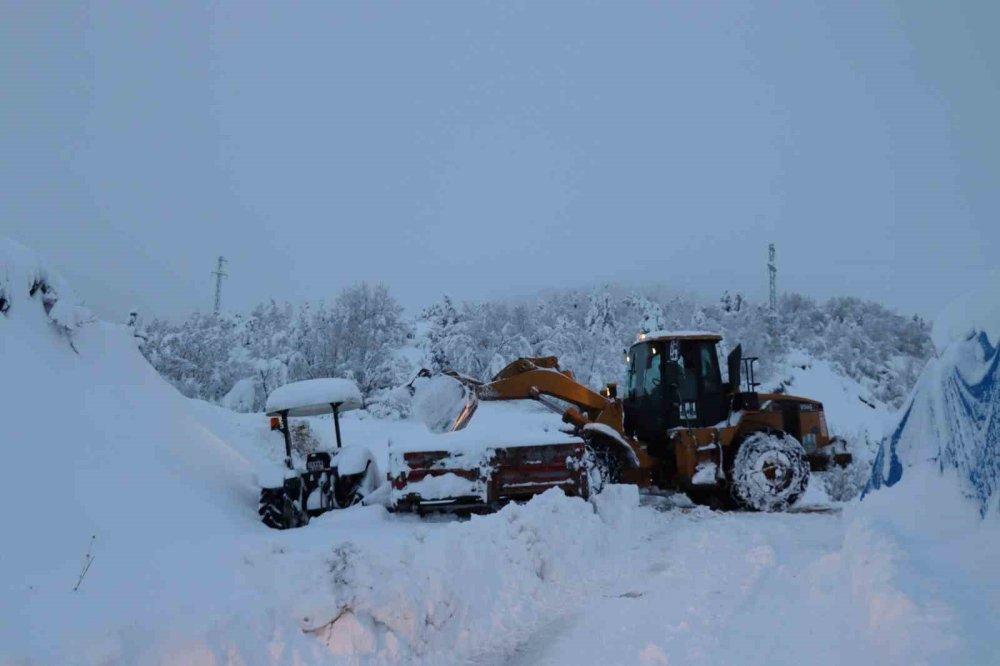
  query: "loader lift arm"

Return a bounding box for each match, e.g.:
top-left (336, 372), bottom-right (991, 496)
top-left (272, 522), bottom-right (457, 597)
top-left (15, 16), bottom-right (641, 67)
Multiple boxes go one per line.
top-left (447, 357), bottom-right (613, 426)
top-left (448, 357), bottom-right (643, 471)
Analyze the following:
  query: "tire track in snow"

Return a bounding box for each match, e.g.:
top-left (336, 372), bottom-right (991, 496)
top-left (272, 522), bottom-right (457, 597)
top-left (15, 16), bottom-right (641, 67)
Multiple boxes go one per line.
top-left (489, 508), bottom-right (858, 666)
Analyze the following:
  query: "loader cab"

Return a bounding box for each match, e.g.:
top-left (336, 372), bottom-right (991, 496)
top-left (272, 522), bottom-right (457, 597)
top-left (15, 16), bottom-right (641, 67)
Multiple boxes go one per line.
top-left (624, 332), bottom-right (727, 443)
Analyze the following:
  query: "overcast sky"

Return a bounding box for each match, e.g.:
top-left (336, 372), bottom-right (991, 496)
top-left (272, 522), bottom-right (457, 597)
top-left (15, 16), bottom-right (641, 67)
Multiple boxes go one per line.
top-left (3, 1), bottom-right (997, 321)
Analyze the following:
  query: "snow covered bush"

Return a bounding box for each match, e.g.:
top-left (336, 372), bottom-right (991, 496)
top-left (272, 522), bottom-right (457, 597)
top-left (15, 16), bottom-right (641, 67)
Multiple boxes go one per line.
top-left (0, 239), bottom-right (95, 347)
top-left (364, 385), bottom-right (414, 420)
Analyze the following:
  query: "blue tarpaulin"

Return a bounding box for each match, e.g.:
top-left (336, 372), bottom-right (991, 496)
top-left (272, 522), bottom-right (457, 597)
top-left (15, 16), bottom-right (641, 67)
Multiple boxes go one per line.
top-left (867, 331), bottom-right (1000, 517)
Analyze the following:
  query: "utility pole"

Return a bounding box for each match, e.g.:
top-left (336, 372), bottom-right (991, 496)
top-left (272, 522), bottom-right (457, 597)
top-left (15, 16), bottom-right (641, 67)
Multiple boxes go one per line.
top-left (768, 243), bottom-right (777, 311)
top-left (212, 256), bottom-right (227, 315)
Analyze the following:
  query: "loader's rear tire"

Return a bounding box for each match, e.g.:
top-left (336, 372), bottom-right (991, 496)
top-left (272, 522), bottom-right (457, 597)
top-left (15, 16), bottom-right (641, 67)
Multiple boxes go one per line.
top-left (585, 442), bottom-right (622, 497)
top-left (731, 432), bottom-right (809, 512)
top-left (259, 487), bottom-right (304, 530)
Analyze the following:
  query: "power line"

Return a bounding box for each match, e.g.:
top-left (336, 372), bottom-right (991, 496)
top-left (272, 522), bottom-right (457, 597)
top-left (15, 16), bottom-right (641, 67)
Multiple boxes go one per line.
top-left (212, 256), bottom-right (228, 315)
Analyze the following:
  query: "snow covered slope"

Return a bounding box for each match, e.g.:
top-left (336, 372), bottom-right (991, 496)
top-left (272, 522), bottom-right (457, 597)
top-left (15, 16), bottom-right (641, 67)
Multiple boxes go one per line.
top-left (767, 349), bottom-right (894, 444)
top-left (0, 240), bottom-right (283, 663)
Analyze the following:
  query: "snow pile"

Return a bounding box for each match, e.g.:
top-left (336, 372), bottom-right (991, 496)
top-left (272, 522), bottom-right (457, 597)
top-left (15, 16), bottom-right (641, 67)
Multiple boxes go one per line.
top-left (398, 399), bottom-right (579, 455)
top-left (410, 373), bottom-right (469, 432)
top-left (302, 488), bottom-right (639, 664)
top-left (837, 466), bottom-right (999, 665)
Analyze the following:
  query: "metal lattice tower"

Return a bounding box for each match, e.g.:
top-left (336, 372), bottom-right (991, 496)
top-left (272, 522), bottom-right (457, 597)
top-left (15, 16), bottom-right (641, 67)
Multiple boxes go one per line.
top-left (768, 243), bottom-right (777, 311)
top-left (212, 256), bottom-right (228, 315)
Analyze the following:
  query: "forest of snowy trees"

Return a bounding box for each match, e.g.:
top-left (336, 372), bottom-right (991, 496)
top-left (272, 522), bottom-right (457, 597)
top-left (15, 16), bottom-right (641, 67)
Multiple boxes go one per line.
top-left (136, 284), bottom-right (933, 414)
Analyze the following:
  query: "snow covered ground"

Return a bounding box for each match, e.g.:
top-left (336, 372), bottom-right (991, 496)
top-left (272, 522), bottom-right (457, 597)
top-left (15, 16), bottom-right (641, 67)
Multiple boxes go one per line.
top-left (1, 239), bottom-right (996, 665)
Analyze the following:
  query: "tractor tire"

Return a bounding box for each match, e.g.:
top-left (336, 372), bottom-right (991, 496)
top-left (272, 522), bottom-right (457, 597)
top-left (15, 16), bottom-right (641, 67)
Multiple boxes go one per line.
top-left (730, 431), bottom-right (809, 512)
top-left (584, 441), bottom-right (622, 497)
top-left (258, 487), bottom-right (304, 530)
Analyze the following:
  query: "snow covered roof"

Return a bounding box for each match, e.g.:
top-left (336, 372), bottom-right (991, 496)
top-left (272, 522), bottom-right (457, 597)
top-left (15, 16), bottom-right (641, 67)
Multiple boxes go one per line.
top-left (265, 378), bottom-right (363, 416)
top-left (634, 330), bottom-right (721, 344)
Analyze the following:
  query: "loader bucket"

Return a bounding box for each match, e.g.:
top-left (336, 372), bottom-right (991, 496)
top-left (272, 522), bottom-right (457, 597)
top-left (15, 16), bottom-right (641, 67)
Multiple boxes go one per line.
top-left (412, 374), bottom-right (479, 433)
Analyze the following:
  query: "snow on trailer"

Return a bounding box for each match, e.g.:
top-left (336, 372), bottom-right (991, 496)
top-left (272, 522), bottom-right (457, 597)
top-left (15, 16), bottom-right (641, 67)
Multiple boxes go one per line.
top-left (258, 378), bottom-right (379, 530)
top-left (391, 382), bottom-right (593, 513)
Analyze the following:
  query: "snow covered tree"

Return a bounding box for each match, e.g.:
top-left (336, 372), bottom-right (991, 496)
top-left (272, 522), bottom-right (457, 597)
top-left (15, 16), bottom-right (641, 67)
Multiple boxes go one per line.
top-left (138, 281), bottom-right (932, 413)
top-left (623, 294), bottom-right (665, 335)
top-left (423, 295), bottom-right (464, 373)
top-left (332, 282), bottom-right (412, 394)
top-left (580, 291), bottom-right (623, 388)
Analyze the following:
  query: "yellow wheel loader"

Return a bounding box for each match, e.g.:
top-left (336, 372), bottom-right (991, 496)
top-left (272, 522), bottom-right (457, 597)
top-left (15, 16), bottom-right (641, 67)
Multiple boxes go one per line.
top-left (390, 332), bottom-right (850, 513)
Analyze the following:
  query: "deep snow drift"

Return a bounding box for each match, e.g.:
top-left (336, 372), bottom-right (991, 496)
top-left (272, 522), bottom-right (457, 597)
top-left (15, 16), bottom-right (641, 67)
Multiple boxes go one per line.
top-left (0, 239), bottom-right (273, 662)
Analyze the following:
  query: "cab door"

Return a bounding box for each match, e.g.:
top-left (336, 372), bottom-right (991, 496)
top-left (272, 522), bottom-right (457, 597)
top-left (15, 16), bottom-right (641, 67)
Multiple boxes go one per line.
top-left (635, 342), bottom-right (669, 444)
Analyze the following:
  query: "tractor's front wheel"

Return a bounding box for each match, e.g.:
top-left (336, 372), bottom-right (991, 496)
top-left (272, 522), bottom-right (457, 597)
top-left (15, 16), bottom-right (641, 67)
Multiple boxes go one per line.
top-left (259, 487), bottom-right (305, 529)
top-left (730, 431), bottom-right (809, 512)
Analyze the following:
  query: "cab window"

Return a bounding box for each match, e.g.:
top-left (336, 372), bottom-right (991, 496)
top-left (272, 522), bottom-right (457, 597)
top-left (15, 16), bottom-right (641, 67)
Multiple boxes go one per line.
top-left (628, 344), bottom-right (648, 399)
top-left (643, 344), bottom-right (663, 397)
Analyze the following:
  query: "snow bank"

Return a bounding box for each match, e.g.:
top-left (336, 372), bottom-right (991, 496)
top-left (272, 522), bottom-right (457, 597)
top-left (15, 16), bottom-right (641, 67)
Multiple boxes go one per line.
top-left (302, 488), bottom-right (638, 665)
top-left (838, 466), bottom-right (999, 665)
top-left (0, 239), bottom-right (279, 664)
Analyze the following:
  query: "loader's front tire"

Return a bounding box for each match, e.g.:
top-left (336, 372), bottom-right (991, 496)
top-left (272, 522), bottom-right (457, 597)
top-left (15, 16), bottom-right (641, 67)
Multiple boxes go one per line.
top-left (259, 487), bottom-right (304, 530)
top-left (730, 432), bottom-right (809, 512)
